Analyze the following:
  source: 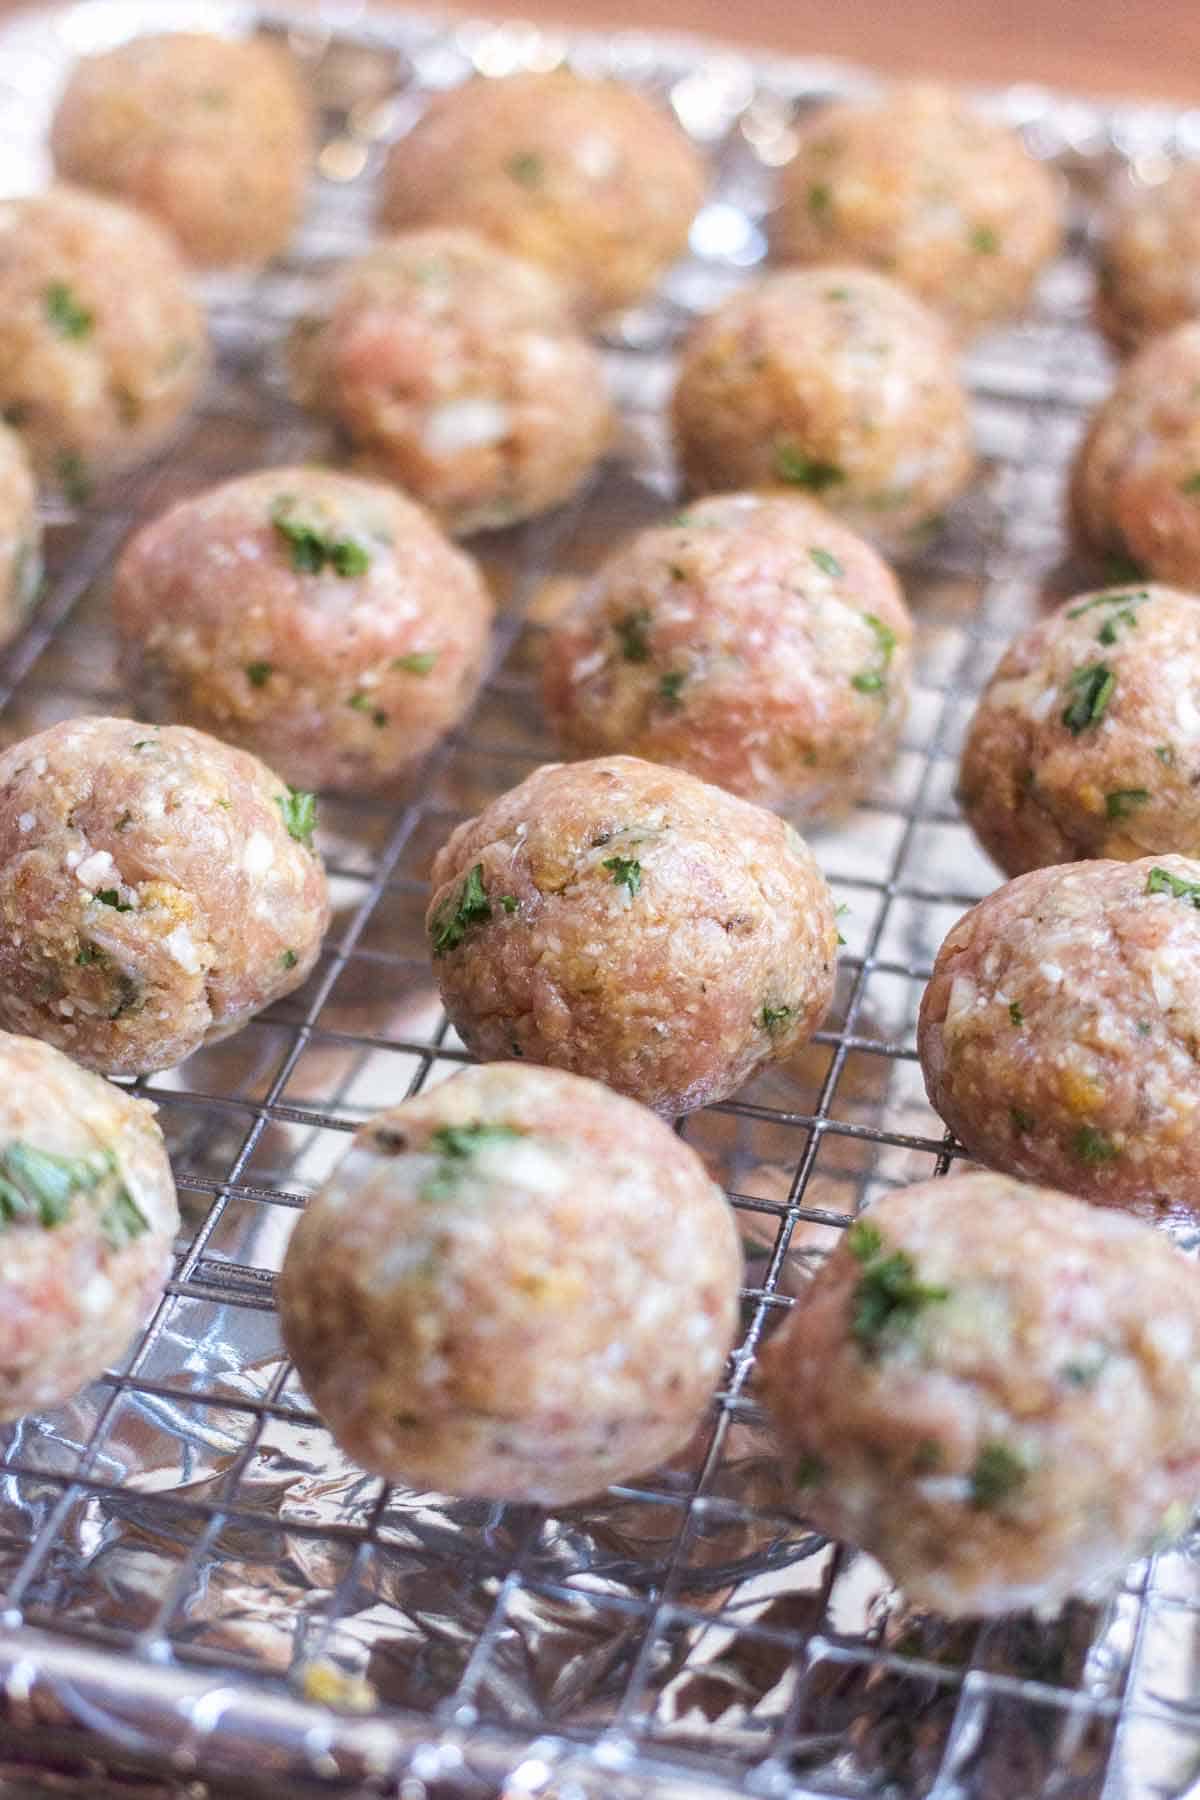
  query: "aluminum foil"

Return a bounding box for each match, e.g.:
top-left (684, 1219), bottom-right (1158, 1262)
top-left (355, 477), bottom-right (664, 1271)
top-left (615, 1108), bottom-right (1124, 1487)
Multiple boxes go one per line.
top-left (0, 3), bottom-right (1197, 1795)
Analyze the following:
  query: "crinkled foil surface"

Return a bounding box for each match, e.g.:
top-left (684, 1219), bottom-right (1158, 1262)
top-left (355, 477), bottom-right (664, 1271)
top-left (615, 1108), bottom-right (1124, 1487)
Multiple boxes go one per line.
top-left (0, 4), bottom-right (1199, 1795)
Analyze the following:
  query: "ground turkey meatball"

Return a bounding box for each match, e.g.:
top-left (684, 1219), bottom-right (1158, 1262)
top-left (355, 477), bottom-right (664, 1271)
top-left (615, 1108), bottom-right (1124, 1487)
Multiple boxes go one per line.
top-left (960, 585), bottom-right (1200, 875)
top-left (918, 855), bottom-right (1200, 1211)
top-left (757, 1172), bottom-right (1200, 1616)
top-left (1096, 164), bottom-right (1200, 352)
top-left (0, 1031), bottom-right (177, 1420)
top-left (377, 70), bottom-right (706, 318)
top-left (542, 492), bottom-right (913, 815)
top-left (426, 755), bottom-right (838, 1115)
top-left (0, 717), bottom-right (329, 1077)
top-left (672, 268), bottom-right (974, 546)
top-left (50, 31), bottom-right (312, 269)
top-left (771, 84), bottom-right (1062, 339)
top-left (0, 186), bottom-right (208, 491)
top-left (113, 467), bottom-right (493, 794)
top-left (289, 229), bottom-right (613, 536)
top-left (0, 424), bottom-right (40, 647)
top-left (1071, 322), bottom-right (1200, 589)
top-left (279, 1062), bottom-right (742, 1503)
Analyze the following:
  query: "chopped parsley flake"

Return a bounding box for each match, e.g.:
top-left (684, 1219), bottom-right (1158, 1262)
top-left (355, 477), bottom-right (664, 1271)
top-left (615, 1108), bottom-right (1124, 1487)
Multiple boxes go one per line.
top-left (808, 181), bottom-right (832, 219)
top-left (498, 894), bottom-right (518, 913)
top-left (793, 1451), bottom-right (828, 1488)
top-left (1180, 472), bottom-right (1200, 494)
top-left (1146, 865), bottom-right (1200, 907)
top-left (602, 855), bottom-right (642, 896)
top-left (280, 948), bottom-right (298, 969)
top-left (969, 224), bottom-right (999, 254)
top-left (55, 451), bottom-right (90, 508)
top-left (809, 547), bottom-right (843, 578)
top-left (1009, 1000), bottom-right (1024, 1026)
top-left (422, 1121), bottom-right (523, 1201)
top-left (1074, 1125), bottom-right (1119, 1165)
top-left (271, 499), bottom-right (370, 579)
top-left (44, 281), bottom-right (93, 339)
top-left (1061, 663), bottom-right (1115, 733)
top-left (759, 1003), bottom-right (793, 1033)
top-left (1156, 744), bottom-right (1176, 766)
top-left (99, 1183), bottom-right (149, 1249)
top-left (1102, 552), bottom-right (1148, 584)
top-left (75, 941), bottom-right (105, 966)
top-left (348, 692), bottom-right (388, 727)
top-left (394, 651), bottom-right (438, 676)
top-left (430, 862), bottom-right (492, 957)
top-left (1106, 788), bottom-right (1150, 820)
top-left (970, 1442), bottom-right (1027, 1509)
top-left (1010, 1106), bottom-right (1034, 1134)
top-left (94, 888), bottom-right (132, 912)
top-left (276, 786), bottom-right (317, 849)
top-left (506, 150), bottom-right (544, 187)
top-left (245, 661), bottom-right (273, 688)
top-left (1061, 1352), bottom-right (1108, 1388)
top-left (852, 612), bottom-right (897, 697)
top-left (0, 1142), bottom-right (109, 1231)
top-left (615, 609), bottom-right (652, 662)
top-left (773, 444), bottom-right (844, 492)
top-left (847, 1218), bottom-right (949, 1354)
top-left (658, 670), bottom-right (686, 708)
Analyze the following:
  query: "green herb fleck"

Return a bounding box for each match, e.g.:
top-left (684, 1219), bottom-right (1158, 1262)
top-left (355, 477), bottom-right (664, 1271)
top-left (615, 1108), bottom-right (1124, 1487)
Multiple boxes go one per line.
top-left (1061, 663), bottom-right (1115, 733)
top-left (44, 282), bottom-right (93, 340)
top-left (1180, 472), bottom-right (1200, 494)
top-left (280, 948), bottom-right (298, 970)
top-left (809, 547), bottom-right (843, 578)
top-left (55, 451), bottom-right (91, 507)
top-left (245, 661), bottom-right (273, 688)
top-left (912, 1438), bottom-right (943, 1474)
top-left (793, 1451), bottom-right (828, 1488)
top-left (658, 670), bottom-right (686, 708)
top-left (270, 499), bottom-right (370, 580)
top-left (847, 1219), bottom-right (949, 1355)
top-left (75, 941), bottom-right (105, 966)
top-left (615, 609), bottom-right (652, 663)
top-left (759, 1003), bottom-right (793, 1034)
top-left (1061, 1352), bottom-right (1108, 1387)
top-left (430, 862), bottom-right (492, 957)
top-left (1073, 1125), bottom-right (1119, 1165)
top-left (1010, 1106), bottom-right (1034, 1134)
top-left (498, 895), bottom-right (518, 914)
top-left (348, 692), bottom-right (388, 727)
top-left (0, 1142), bottom-right (106, 1230)
top-left (1102, 552), bottom-right (1148, 584)
top-left (506, 150), bottom-right (545, 187)
top-left (1106, 788), bottom-right (1150, 820)
top-left (276, 786), bottom-right (317, 849)
top-left (1147, 865), bottom-right (1200, 907)
top-left (1138, 1019), bottom-right (1152, 1037)
top-left (773, 444), bottom-right (844, 492)
top-left (99, 1183), bottom-right (149, 1249)
top-left (1155, 744), bottom-right (1176, 766)
top-left (851, 670), bottom-right (883, 693)
top-left (1009, 1000), bottom-right (1024, 1026)
top-left (851, 612), bottom-right (897, 697)
top-left (969, 224), bottom-right (999, 254)
top-left (394, 651), bottom-right (438, 676)
top-left (94, 888), bottom-right (131, 912)
top-left (422, 1121), bottom-right (523, 1202)
top-left (807, 181), bottom-right (832, 219)
top-left (970, 1442), bottom-right (1027, 1509)
top-left (602, 855), bottom-right (642, 896)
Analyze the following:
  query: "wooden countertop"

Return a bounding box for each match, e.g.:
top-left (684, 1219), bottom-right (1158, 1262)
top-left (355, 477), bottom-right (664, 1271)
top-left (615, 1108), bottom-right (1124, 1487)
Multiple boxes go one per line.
top-left (0, 0), bottom-right (1193, 104)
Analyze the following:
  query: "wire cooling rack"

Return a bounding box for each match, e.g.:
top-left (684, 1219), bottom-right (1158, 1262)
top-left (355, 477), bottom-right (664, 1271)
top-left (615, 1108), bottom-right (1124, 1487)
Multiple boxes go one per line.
top-left (1, 3), bottom-right (1200, 1795)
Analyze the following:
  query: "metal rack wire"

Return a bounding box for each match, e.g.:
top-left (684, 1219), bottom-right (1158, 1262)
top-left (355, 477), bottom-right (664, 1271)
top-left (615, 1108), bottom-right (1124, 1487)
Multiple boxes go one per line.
top-left (0, 3), bottom-right (1197, 1794)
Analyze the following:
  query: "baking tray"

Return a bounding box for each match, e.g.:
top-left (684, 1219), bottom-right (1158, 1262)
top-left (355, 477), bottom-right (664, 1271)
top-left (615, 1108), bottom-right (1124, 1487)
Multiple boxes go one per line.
top-left (0, 3), bottom-right (1197, 1795)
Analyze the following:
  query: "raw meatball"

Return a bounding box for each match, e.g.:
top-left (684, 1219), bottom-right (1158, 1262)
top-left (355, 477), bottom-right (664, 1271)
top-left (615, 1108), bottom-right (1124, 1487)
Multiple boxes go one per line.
top-left (771, 84), bottom-right (1062, 338)
top-left (0, 1031), bottom-right (178, 1421)
top-left (426, 755), bottom-right (838, 1115)
top-left (1096, 164), bottom-right (1200, 352)
top-left (50, 31), bottom-right (312, 269)
top-left (672, 268), bottom-right (974, 546)
top-left (377, 70), bottom-right (706, 317)
top-left (279, 1062), bottom-right (742, 1503)
top-left (1071, 322), bottom-right (1200, 588)
top-left (289, 228), bottom-right (613, 536)
top-left (113, 467), bottom-right (494, 793)
top-left (0, 717), bottom-right (329, 1077)
top-left (960, 585), bottom-right (1200, 875)
top-left (918, 855), bottom-right (1200, 1211)
top-left (542, 491), bottom-right (913, 814)
top-left (0, 423), bottom-right (41, 646)
top-left (757, 1172), bottom-right (1200, 1616)
top-left (0, 186), bottom-right (208, 491)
